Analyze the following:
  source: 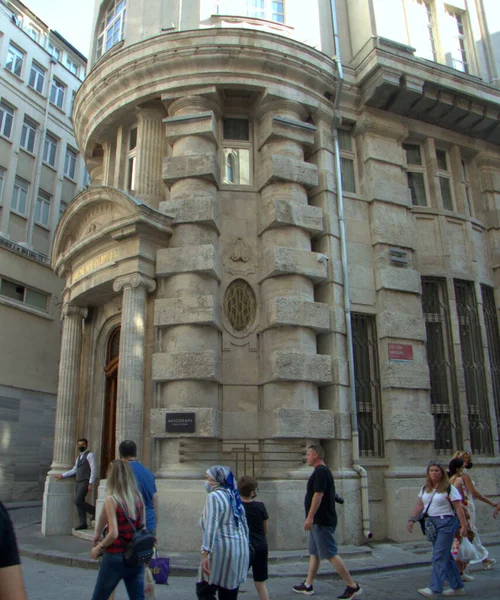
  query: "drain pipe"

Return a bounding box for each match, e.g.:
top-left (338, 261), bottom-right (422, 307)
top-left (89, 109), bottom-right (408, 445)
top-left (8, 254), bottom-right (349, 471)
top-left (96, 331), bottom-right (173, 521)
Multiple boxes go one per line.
top-left (329, 0), bottom-right (372, 542)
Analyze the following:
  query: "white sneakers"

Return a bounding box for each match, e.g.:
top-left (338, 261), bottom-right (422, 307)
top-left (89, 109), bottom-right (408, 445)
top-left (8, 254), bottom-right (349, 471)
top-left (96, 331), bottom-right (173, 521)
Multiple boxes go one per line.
top-left (418, 589), bottom-right (438, 598)
top-left (442, 589), bottom-right (465, 597)
top-left (461, 572), bottom-right (474, 582)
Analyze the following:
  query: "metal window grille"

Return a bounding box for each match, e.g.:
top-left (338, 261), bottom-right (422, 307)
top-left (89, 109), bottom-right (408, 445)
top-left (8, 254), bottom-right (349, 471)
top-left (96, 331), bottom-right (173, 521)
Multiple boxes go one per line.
top-left (454, 280), bottom-right (493, 455)
top-left (422, 278), bottom-right (461, 453)
top-left (481, 285), bottom-right (500, 447)
top-left (351, 313), bottom-right (384, 457)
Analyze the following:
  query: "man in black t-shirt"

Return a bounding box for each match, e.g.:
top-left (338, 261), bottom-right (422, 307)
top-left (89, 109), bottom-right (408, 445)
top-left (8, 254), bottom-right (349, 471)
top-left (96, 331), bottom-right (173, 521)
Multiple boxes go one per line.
top-left (0, 502), bottom-right (28, 599)
top-left (293, 445), bottom-right (363, 599)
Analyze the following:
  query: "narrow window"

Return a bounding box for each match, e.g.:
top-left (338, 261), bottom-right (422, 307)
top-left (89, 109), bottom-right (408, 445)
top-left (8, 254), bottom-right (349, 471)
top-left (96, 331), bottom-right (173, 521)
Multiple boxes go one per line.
top-left (422, 278), bottom-right (461, 453)
top-left (43, 133), bottom-right (58, 167)
top-left (215, 1), bottom-right (284, 23)
top-left (460, 159), bottom-right (473, 216)
top-left (222, 118), bottom-right (251, 186)
top-left (404, 143), bottom-right (427, 206)
top-left (0, 102), bottom-right (14, 138)
top-left (444, 9), bottom-right (469, 73)
top-left (20, 117), bottom-right (37, 153)
top-left (50, 79), bottom-right (66, 109)
top-left (59, 200), bottom-right (68, 220)
top-left (339, 128), bottom-right (356, 193)
top-left (35, 190), bottom-right (51, 227)
top-left (65, 57), bottom-right (79, 77)
top-left (407, 0), bottom-right (436, 61)
top-left (454, 279), bottom-right (493, 454)
top-left (481, 285), bottom-right (500, 447)
top-left (127, 127), bottom-right (137, 192)
top-left (0, 168), bottom-right (5, 204)
top-left (436, 149), bottom-right (453, 210)
top-left (6, 44), bottom-right (24, 77)
top-left (64, 147), bottom-right (77, 179)
top-left (351, 313), bottom-right (384, 457)
top-left (96, 0), bottom-right (127, 59)
top-left (47, 42), bottom-right (61, 62)
top-left (28, 62), bottom-right (45, 94)
top-left (0, 277), bottom-right (48, 311)
top-left (11, 177), bottom-right (29, 215)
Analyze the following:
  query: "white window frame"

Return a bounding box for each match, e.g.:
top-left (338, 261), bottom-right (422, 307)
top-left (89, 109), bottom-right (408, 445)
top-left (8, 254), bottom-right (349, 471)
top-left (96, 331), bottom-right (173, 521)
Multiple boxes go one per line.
top-left (435, 148), bottom-right (454, 211)
top-left (5, 43), bottom-right (24, 77)
top-left (25, 23), bottom-right (39, 42)
top-left (443, 8), bottom-right (470, 74)
top-left (215, 0), bottom-right (284, 23)
top-left (65, 57), bottom-right (79, 77)
top-left (403, 142), bottom-right (428, 207)
top-left (96, 0), bottom-right (127, 59)
top-left (50, 78), bottom-right (66, 109)
top-left (64, 146), bottom-right (77, 180)
top-left (126, 126), bottom-right (137, 191)
top-left (405, 0), bottom-right (436, 62)
top-left (29, 62), bottom-right (46, 94)
top-left (0, 101), bottom-right (14, 139)
top-left (0, 167), bottom-right (5, 205)
top-left (35, 189), bottom-right (51, 227)
top-left (11, 177), bottom-right (29, 216)
top-left (460, 159), bottom-right (473, 217)
top-left (0, 276), bottom-right (49, 311)
top-left (47, 42), bottom-right (61, 62)
top-left (338, 128), bottom-right (357, 194)
top-left (43, 133), bottom-right (58, 167)
top-left (20, 116), bottom-right (37, 154)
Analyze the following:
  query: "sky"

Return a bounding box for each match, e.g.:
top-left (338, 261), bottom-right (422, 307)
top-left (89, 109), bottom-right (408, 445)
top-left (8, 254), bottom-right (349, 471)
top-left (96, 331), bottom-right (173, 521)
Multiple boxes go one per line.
top-left (22, 0), bottom-right (94, 58)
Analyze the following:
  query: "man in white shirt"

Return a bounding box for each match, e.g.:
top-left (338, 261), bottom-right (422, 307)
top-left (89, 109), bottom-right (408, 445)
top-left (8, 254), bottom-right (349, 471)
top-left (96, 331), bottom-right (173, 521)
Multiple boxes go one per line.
top-left (55, 438), bottom-right (96, 530)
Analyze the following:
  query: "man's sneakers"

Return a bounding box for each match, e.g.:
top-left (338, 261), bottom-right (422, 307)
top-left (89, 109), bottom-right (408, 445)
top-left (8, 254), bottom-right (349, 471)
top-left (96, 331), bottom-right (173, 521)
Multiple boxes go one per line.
top-left (442, 589), bottom-right (465, 597)
top-left (338, 583), bottom-right (363, 599)
top-left (418, 589), bottom-right (438, 598)
top-left (293, 581), bottom-right (315, 595)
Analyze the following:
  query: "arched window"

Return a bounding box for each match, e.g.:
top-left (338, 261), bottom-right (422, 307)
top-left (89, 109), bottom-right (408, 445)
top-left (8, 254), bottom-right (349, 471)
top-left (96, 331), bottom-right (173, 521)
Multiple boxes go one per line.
top-left (96, 0), bottom-right (126, 59)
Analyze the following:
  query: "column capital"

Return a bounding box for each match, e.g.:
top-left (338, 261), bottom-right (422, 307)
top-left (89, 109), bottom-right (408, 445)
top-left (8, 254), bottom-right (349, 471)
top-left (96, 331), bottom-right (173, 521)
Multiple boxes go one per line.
top-left (136, 105), bottom-right (167, 122)
top-left (255, 98), bottom-right (308, 123)
top-left (113, 273), bottom-right (156, 294)
top-left (61, 304), bottom-right (88, 320)
top-left (168, 95), bottom-right (221, 119)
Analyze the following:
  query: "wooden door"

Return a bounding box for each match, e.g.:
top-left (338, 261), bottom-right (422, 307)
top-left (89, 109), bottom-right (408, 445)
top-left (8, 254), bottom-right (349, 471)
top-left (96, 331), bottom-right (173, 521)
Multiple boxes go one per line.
top-left (100, 328), bottom-right (120, 479)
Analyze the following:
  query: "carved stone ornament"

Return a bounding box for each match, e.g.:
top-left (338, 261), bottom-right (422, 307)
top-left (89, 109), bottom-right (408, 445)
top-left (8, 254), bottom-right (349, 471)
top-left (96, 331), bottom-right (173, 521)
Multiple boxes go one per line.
top-left (224, 279), bottom-right (257, 333)
top-left (224, 238), bottom-right (255, 276)
top-left (113, 273), bottom-right (156, 294)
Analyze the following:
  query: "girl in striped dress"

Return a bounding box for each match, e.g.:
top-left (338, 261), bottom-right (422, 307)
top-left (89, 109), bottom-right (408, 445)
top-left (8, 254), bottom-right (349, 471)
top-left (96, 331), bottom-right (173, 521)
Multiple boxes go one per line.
top-left (197, 466), bottom-right (250, 600)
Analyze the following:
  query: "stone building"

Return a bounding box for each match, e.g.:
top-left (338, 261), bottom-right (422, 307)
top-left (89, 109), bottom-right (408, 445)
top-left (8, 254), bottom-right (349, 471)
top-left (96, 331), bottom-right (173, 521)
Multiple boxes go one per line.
top-left (43, 0), bottom-right (500, 549)
top-left (0, 0), bottom-right (87, 503)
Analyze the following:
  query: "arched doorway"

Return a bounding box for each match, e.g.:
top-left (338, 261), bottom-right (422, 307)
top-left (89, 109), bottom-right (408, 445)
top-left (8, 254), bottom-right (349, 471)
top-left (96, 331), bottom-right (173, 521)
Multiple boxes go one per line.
top-left (100, 327), bottom-right (120, 478)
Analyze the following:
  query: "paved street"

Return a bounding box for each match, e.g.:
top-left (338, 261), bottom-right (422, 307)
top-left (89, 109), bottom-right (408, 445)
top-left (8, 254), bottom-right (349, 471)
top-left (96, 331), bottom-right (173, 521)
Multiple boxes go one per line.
top-left (21, 545), bottom-right (500, 599)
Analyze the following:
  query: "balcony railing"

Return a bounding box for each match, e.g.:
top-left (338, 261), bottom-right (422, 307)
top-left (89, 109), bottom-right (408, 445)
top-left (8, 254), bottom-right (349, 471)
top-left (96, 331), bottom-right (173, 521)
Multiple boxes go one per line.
top-left (0, 236), bottom-right (51, 266)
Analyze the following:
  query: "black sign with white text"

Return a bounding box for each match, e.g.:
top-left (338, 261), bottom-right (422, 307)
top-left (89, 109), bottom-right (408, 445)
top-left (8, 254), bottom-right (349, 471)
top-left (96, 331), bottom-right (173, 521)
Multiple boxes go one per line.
top-left (165, 413), bottom-right (196, 433)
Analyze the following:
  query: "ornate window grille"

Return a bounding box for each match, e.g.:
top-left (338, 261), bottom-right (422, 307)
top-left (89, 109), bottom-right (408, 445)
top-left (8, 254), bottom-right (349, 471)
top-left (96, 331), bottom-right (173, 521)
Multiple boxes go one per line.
top-left (481, 285), bottom-right (500, 447)
top-left (422, 278), bottom-right (461, 453)
top-left (351, 313), bottom-right (384, 457)
top-left (454, 280), bottom-right (493, 455)
top-left (224, 279), bottom-right (256, 332)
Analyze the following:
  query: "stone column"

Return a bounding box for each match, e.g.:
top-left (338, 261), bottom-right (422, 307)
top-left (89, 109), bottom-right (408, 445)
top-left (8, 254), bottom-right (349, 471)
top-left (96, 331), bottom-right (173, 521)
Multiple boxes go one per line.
top-left (113, 273), bottom-right (156, 459)
top-left (42, 304), bottom-right (87, 535)
top-left (134, 106), bottom-right (166, 207)
top-left (257, 99), bottom-right (333, 478)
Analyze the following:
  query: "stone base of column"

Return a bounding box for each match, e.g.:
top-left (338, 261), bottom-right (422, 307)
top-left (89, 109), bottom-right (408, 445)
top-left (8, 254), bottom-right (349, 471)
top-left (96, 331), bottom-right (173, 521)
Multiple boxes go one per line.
top-left (94, 479), bottom-right (107, 531)
top-left (41, 476), bottom-right (75, 536)
top-left (155, 478), bottom-right (351, 551)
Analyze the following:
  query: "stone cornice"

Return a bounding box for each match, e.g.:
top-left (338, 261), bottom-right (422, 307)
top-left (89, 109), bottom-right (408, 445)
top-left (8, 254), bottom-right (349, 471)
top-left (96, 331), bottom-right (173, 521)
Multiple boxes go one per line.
top-left (74, 29), bottom-right (338, 154)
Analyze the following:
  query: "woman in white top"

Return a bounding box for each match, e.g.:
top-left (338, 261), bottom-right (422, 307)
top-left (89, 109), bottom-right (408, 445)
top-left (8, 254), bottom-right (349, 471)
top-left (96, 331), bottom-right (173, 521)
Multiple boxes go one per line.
top-left (408, 462), bottom-right (468, 599)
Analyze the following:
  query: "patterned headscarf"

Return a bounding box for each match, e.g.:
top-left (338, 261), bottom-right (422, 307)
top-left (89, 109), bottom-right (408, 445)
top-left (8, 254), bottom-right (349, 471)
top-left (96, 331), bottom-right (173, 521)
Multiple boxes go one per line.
top-left (206, 466), bottom-right (244, 527)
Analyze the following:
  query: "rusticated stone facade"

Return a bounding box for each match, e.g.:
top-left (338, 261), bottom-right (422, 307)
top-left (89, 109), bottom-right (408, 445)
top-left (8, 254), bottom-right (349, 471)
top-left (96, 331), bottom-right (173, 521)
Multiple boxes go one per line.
top-left (42, 0), bottom-right (500, 549)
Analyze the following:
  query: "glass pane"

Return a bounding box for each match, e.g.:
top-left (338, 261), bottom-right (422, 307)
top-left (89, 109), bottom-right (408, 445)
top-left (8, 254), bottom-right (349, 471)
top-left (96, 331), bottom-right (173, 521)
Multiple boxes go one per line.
top-left (403, 143), bottom-right (422, 165)
top-left (338, 129), bottom-right (353, 152)
top-left (340, 157), bottom-right (356, 193)
top-left (223, 148), bottom-right (250, 185)
top-left (439, 177), bottom-right (453, 210)
top-left (223, 118), bottom-right (249, 140)
top-left (1, 279), bottom-right (24, 302)
top-left (25, 288), bottom-right (48, 310)
top-left (436, 149), bottom-right (447, 170)
top-left (407, 172), bottom-right (427, 206)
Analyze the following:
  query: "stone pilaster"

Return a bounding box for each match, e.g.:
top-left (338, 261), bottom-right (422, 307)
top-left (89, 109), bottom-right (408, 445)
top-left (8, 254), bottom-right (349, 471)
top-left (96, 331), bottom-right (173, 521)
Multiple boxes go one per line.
top-left (257, 99), bottom-right (333, 475)
top-left (113, 273), bottom-right (156, 458)
top-left (134, 106), bottom-right (166, 206)
top-left (42, 304), bottom-right (87, 535)
top-left (154, 95), bottom-right (222, 479)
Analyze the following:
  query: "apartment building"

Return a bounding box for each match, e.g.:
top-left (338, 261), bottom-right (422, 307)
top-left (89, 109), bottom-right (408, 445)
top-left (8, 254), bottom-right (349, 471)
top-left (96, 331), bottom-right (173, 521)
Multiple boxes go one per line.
top-left (41, 0), bottom-right (500, 548)
top-left (0, 0), bottom-right (87, 502)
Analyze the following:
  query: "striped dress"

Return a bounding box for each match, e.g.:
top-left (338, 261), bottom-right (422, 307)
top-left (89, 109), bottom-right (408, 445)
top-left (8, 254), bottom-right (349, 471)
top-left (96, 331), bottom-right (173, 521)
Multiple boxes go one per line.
top-left (198, 488), bottom-right (249, 590)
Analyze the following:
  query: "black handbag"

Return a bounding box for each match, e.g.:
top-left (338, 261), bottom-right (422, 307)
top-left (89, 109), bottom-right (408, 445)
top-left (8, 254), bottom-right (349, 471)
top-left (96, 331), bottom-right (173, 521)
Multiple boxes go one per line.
top-left (120, 505), bottom-right (155, 567)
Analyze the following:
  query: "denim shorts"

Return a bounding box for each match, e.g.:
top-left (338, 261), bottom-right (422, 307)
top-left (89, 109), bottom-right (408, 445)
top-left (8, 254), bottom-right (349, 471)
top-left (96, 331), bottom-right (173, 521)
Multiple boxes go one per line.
top-left (309, 524), bottom-right (338, 559)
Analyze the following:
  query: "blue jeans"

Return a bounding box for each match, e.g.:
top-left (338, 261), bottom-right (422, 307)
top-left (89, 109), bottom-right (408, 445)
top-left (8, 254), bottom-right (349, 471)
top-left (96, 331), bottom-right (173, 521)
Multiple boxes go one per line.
top-left (429, 515), bottom-right (464, 593)
top-left (91, 553), bottom-right (145, 600)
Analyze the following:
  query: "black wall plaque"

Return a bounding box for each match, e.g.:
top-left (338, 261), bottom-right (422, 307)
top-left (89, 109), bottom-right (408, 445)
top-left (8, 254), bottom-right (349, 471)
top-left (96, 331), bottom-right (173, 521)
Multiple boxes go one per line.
top-left (165, 412), bottom-right (195, 433)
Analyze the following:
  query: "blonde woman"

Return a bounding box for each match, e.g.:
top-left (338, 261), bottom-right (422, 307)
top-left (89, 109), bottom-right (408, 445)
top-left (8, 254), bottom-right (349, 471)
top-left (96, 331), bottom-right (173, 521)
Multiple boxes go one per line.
top-left (448, 458), bottom-right (473, 582)
top-left (408, 462), bottom-right (468, 598)
top-left (453, 450), bottom-right (497, 569)
top-left (90, 460), bottom-right (146, 600)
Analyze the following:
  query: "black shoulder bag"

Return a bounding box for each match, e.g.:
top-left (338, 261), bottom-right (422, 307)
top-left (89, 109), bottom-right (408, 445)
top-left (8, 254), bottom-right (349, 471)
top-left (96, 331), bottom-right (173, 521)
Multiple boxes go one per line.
top-left (417, 486), bottom-right (438, 542)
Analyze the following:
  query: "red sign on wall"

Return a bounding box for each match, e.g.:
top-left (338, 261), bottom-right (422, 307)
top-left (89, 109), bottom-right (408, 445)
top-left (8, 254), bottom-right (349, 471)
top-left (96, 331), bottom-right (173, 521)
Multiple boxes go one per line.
top-left (388, 343), bottom-right (414, 362)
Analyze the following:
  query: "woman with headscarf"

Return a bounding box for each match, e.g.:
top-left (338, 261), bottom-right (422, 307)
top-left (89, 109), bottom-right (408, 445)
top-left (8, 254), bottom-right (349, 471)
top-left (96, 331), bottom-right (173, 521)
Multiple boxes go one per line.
top-left (453, 450), bottom-right (498, 570)
top-left (197, 466), bottom-right (250, 600)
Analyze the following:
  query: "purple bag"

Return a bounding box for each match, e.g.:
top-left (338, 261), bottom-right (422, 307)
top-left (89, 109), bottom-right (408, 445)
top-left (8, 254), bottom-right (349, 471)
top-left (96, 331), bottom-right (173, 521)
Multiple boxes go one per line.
top-left (149, 551), bottom-right (169, 585)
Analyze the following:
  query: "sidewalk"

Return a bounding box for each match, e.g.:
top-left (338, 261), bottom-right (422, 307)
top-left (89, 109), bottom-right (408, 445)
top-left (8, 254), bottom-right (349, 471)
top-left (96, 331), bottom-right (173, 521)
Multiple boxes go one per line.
top-left (11, 505), bottom-right (500, 578)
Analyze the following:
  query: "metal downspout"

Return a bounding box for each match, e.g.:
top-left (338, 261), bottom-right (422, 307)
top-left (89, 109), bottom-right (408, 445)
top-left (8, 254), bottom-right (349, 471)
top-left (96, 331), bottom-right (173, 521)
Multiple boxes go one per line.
top-left (329, 0), bottom-right (372, 541)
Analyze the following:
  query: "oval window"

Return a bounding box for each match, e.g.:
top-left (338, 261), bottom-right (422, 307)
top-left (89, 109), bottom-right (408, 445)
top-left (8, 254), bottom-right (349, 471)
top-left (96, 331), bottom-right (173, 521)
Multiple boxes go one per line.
top-left (224, 279), bottom-right (256, 332)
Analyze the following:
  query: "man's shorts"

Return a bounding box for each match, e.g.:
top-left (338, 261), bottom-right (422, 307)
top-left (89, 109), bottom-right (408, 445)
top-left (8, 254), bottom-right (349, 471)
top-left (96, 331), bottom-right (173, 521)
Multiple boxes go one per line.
top-left (250, 545), bottom-right (268, 582)
top-left (309, 524), bottom-right (338, 559)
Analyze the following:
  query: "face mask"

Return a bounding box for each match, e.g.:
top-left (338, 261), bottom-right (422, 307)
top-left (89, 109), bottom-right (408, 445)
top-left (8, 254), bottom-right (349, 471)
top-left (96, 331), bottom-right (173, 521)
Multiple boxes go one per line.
top-left (205, 482), bottom-right (213, 494)
top-left (78, 446), bottom-right (86, 452)
top-left (467, 461), bottom-right (473, 469)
